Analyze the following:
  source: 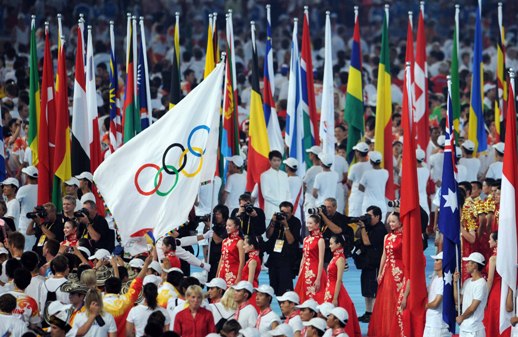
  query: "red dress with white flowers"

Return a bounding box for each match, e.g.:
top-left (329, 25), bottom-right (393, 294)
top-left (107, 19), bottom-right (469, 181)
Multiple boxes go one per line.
top-left (294, 230), bottom-right (327, 303)
top-left (243, 249), bottom-right (262, 313)
top-left (218, 231), bottom-right (242, 286)
top-left (324, 248), bottom-right (361, 337)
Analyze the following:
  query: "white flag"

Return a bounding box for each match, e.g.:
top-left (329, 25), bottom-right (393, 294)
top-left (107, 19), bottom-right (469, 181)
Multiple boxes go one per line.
top-left (319, 12), bottom-right (334, 161)
top-left (94, 62), bottom-right (224, 242)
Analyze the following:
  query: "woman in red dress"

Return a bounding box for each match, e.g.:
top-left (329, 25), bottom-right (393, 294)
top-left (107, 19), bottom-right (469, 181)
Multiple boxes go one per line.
top-left (295, 214), bottom-right (327, 304)
top-left (60, 220), bottom-right (79, 253)
top-left (217, 217), bottom-right (245, 286)
top-left (368, 212), bottom-right (406, 337)
top-left (324, 235), bottom-right (361, 337)
top-left (161, 236), bottom-right (181, 269)
top-left (483, 231), bottom-right (511, 336)
top-left (242, 235), bottom-right (261, 313)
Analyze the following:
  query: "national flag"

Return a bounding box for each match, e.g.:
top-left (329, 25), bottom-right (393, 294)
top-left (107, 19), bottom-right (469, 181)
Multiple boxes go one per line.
top-left (212, 12), bottom-right (220, 64)
top-left (496, 71), bottom-right (518, 334)
top-left (86, 26), bottom-right (102, 172)
top-left (0, 115), bottom-right (4, 180)
top-left (450, 5), bottom-right (461, 139)
top-left (301, 6), bottom-right (319, 161)
top-left (400, 62), bottom-right (426, 337)
top-left (374, 6), bottom-right (394, 200)
top-left (344, 7), bottom-right (364, 164)
top-left (246, 22), bottom-right (270, 191)
top-left (37, 24), bottom-right (56, 205)
top-left (204, 14), bottom-right (215, 79)
top-left (263, 4), bottom-right (284, 154)
top-left (285, 18), bottom-right (305, 178)
top-left (169, 12), bottom-right (181, 108)
top-left (414, 3), bottom-right (429, 151)
top-left (319, 11), bottom-right (334, 160)
top-left (93, 62), bottom-right (224, 243)
top-left (28, 15), bottom-right (40, 165)
top-left (438, 77), bottom-right (461, 333)
top-left (138, 17), bottom-right (152, 131)
top-left (109, 20), bottom-right (122, 152)
top-left (496, 2), bottom-right (507, 140)
top-left (468, 4), bottom-right (487, 153)
top-left (71, 23), bottom-right (89, 175)
top-left (123, 19), bottom-right (138, 142)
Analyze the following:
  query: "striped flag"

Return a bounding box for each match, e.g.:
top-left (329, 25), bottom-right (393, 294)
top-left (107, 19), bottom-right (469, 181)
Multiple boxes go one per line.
top-left (450, 5), bottom-right (461, 139)
top-left (319, 11), bottom-right (334, 160)
top-left (344, 7), bottom-right (364, 164)
top-left (495, 2), bottom-right (507, 140)
top-left (496, 71), bottom-right (518, 334)
top-left (414, 3), bottom-right (428, 151)
top-left (28, 15), bottom-right (40, 166)
top-left (374, 5), bottom-right (394, 200)
top-left (438, 76), bottom-right (461, 333)
top-left (263, 4), bottom-right (283, 154)
top-left (109, 20), bottom-right (122, 152)
top-left (204, 14), bottom-right (215, 79)
top-left (301, 6), bottom-right (319, 162)
top-left (285, 18), bottom-right (305, 177)
top-left (123, 18), bottom-right (138, 142)
top-left (468, 4), bottom-right (487, 153)
top-left (169, 12), bottom-right (181, 108)
top-left (212, 12), bottom-right (220, 64)
top-left (86, 26), bottom-right (102, 172)
top-left (246, 21), bottom-right (270, 191)
top-left (138, 17), bottom-right (152, 130)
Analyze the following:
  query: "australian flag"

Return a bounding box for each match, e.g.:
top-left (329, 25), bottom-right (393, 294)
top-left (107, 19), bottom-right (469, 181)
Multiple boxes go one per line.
top-left (437, 79), bottom-right (461, 333)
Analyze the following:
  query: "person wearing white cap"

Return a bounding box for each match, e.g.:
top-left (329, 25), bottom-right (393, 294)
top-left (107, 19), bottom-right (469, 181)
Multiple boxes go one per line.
top-left (453, 252), bottom-right (488, 336)
top-left (283, 157), bottom-right (303, 218)
top-left (270, 323), bottom-right (294, 337)
top-left (232, 281), bottom-right (258, 329)
top-left (312, 153), bottom-right (339, 207)
top-left (64, 177), bottom-right (82, 211)
top-left (303, 317), bottom-right (328, 337)
top-left (222, 155), bottom-right (247, 211)
top-left (456, 147), bottom-right (468, 183)
top-left (416, 148), bottom-right (431, 221)
top-left (278, 291), bottom-right (303, 335)
top-left (485, 142), bottom-right (504, 180)
top-left (206, 278), bottom-right (235, 330)
top-left (359, 151), bottom-right (389, 218)
top-left (424, 252), bottom-right (451, 337)
top-left (76, 171), bottom-right (96, 205)
top-left (296, 299), bottom-right (319, 336)
top-left (459, 140), bottom-right (481, 182)
top-left (347, 142), bottom-right (372, 217)
top-left (326, 307), bottom-right (349, 337)
top-left (254, 284), bottom-right (281, 333)
top-left (2, 177), bottom-right (19, 228)
top-left (260, 150), bottom-right (291, 222)
top-left (429, 135), bottom-right (445, 186)
top-left (303, 146), bottom-right (323, 209)
top-left (17, 165), bottom-right (38, 251)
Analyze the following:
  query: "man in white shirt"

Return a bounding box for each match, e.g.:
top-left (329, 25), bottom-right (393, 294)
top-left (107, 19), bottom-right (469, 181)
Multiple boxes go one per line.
top-left (75, 171), bottom-right (96, 204)
top-left (2, 177), bottom-right (19, 229)
top-left (424, 252), bottom-right (451, 337)
top-left (0, 293), bottom-right (28, 336)
top-left (429, 135), bottom-right (445, 187)
top-left (303, 146), bottom-right (323, 209)
top-left (260, 151), bottom-right (291, 222)
top-left (416, 149), bottom-right (431, 222)
top-left (16, 166), bottom-right (38, 250)
top-left (313, 153), bottom-right (339, 206)
top-left (347, 142), bottom-right (371, 217)
top-left (333, 147), bottom-right (349, 214)
top-left (232, 281), bottom-right (258, 329)
top-left (222, 155), bottom-right (247, 211)
top-left (303, 317), bottom-right (328, 337)
top-left (456, 147), bottom-right (468, 183)
top-left (359, 151), bottom-right (388, 219)
top-left (326, 307), bottom-right (349, 337)
top-left (459, 140), bottom-right (481, 182)
top-left (254, 285), bottom-right (281, 333)
top-left (454, 252), bottom-right (488, 337)
top-left (283, 158), bottom-right (303, 219)
top-left (486, 142), bottom-right (504, 180)
top-left (278, 291), bottom-right (303, 335)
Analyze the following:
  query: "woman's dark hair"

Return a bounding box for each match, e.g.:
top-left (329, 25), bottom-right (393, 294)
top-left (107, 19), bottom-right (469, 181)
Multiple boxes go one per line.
top-left (330, 235), bottom-right (345, 247)
top-left (143, 283), bottom-right (158, 310)
top-left (147, 310), bottom-right (166, 326)
top-left (166, 271), bottom-right (184, 287)
top-left (163, 236), bottom-right (177, 252)
top-left (491, 231), bottom-right (498, 241)
top-left (228, 216), bottom-right (242, 229)
top-left (244, 235), bottom-right (259, 250)
top-left (220, 319), bottom-right (241, 335)
top-left (178, 276), bottom-right (201, 296)
top-left (308, 214), bottom-right (323, 228)
top-left (213, 204), bottom-right (229, 221)
top-left (143, 322), bottom-right (163, 337)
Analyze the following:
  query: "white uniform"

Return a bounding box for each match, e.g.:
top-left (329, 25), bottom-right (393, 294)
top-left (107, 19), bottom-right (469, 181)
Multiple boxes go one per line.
top-left (333, 155), bottom-right (349, 213)
top-left (348, 161), bottom-right (372, 217)
top-left (303, 165), bottom-right (323, 208)
top-left (288, 175), bottom-right (303, 219)
top-left (313, 171), bottom-right (339, 206)
top-left (5, 198), bottom-right (20, 229)
top-left (485, 161), bottom-right (503, 180)
top-left (260, 168), bottom-right (291, 221)
top-left (195, 176), bottom-right (222, 216)
top-left (256, 309), bottom-right (281, 333)
top-left (360, 168), bottom-right (388, 218)
top-left (459, 158), bottom-right (481, 182)
top-left (459, 278), bottom-right (488, 336)
top-left (418, 166), bottom-right (431, 221)
top-left (423, 275), bottom-right (451, 337)
top-left (234, 303), bottom-right (258, 329)
top-left (16, 183), bottom-right (37, 250)
top-left (457, 164), bottom-right (468, 183)
top-left (429, 152), bottom-right (444, 184)
top-left (224, 172), bottom-right (247, 211)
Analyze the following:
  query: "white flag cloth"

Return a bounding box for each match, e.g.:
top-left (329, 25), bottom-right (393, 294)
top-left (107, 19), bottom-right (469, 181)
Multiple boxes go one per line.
top-left (94, 62), bottom-right (224, 242)
top-left (319, 12), bottom-right (335, 161)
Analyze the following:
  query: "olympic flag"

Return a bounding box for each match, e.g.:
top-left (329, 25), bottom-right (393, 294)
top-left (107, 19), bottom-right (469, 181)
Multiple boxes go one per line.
top-left (94, 62), bottom-right (224, 243)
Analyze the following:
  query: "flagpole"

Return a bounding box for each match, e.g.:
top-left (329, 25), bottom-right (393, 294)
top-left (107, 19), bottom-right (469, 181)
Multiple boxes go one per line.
top-left (139, 16), bottom-right (152, 127)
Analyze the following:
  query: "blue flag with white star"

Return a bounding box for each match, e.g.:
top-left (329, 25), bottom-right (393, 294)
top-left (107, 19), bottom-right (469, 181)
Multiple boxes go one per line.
top-left (438, 79), bottom-right (461, 333)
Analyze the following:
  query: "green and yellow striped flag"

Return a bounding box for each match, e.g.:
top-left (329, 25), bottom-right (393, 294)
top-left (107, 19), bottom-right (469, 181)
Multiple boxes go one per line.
top-left (28, 15), bottom-right (40, 165)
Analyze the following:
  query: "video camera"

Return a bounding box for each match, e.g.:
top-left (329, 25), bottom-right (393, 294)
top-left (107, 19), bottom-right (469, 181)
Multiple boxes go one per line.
top-left (27, 205), bottom-right (48, 219)
top-left (244, 203), bottom-right (255, 214)
top-left (308, 205), bottom-right (327, 216)
top-left (348, 214), bottom-right (371, 226)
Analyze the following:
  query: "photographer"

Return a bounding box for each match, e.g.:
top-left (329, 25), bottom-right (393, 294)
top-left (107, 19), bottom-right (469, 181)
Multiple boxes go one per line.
top-left (231, 193), bottom-right (266, 239)
top-left (317, 198), bottom-right (354, 264)
top-left (26, 202), bottom-right (64, 255)
top-left (265, 201), bottom-right (302, 295)
top-left (354, 205), bottom-right (387, 323)
top-left (76, 200), bottom-right (115, 252)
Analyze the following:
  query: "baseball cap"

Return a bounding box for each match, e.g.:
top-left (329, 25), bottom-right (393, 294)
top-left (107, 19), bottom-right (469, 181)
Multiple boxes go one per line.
top-left (231, 281), bottom-right (253, 293)
top-left (1, 177), bottom-right (19, 189)
top-left (226, 155), bottom-right (244, 168)
top-left (277, 291), bottom-right (300, 305)
top-left (462, 252), bottom-right (485, 266)
top-left (330, 307), bottom-right (349, 324)
top-left (22, 165), bottom-right (38, 178)
top-left (88, 249), bottom-right (110, 261)
top-left (306, 145), bottom-right (322, 155)
top-left (143, 274), bottom-right (162, 286)
top-left (455, 146), bottom-right (462, 159)
top-left (437, 135), bottom-right (446, 147)
top-left (462, 140), bottom-right (475, 151)
top-left (416, 149), bottom-right (425, 162)
top-left (191, 272), bottom-right (207, 285)
top-left (238, 327), bottom-right (260, 337)
top-left (295, 299), bottom-right (319, 313)
top-left (317, 302), bottom-right (335, 318)
top-left (0, 247), bottom-right (8, 255)
top-left (493, 142), bottom-right (505, 154)
top-left (318, 152), bottom-right (334, 167)
top-left (368, 151), bottom-right (382, 164)
top-left (149, 261), bottom-right (163, 274)
top-left (64, 177), bottom-right (80, 187)
top-left (302, 317), bottom-right (327, 333)
top-left (283, 157), bottom-right (299, 170)
top-left (269, 323), bottom-right (294, 337)
top-left (352, 142), bottom-right (369, 153)
top-left (128, 259), bottom-right (145, 269)
top-left (484, 83), bottom-right (496, 92)
top-left (254, 284), bottom-right (275, 298)
top-left (76, 171), bottom-right (93, 182)
top-left (77, 246), bottom-right (91, 258)
top-left (205, 278), bottom-right (227, 290)
top-left (430, 252), bottom-right (443, 260)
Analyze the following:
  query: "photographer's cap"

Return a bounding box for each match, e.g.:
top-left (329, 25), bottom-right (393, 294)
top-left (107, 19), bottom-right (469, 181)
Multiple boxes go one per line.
top-left (368, 151), bottom-right (382, 164)
top-left (205, 277), bottom-right (227, 290)
top-left (76, 171), bottom-right (93, 183)
top-left (318, 152), bottom-right (334, 167)
top-left (64, 177), bottom-right (80, 187)
top-left (88, 248), bottom-right (110, 261)
top-left (128, 259), bottom-right (145, 269)
top-left (231, 280), bottom-right (253, 293)
top-left (277, 291), bottom-right (299, 305)
top-left (22, 165), bottom-right (38, 178)
top-left (306, 145), bottom-right (322, 155)
top-left (1, 177), bottom-right (19, 189)
top-left (352, 141), bottom-right (369, 153)
top-left (283, 157), bottom-right (299, 170)
top-left (226, 155), bottom-right (244, 168)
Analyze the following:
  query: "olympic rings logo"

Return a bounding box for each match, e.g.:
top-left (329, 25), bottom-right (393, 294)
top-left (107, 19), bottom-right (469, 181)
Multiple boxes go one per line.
top-left (134, 125), bottom-right (210, 197)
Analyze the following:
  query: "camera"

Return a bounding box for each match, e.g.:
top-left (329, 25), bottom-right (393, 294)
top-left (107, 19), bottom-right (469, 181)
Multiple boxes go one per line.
top-left (244, 203), bottom-right (255, 214)
top-left (195, 214), bottom-right (210, 222)
top-left (27, 206), bottom-right (48, 219)
top-left (274, 212), bottom-right (286, 221)
top-left (349, 214), bottom-right (371, 226)
top-left (387, 200), bottom-right (400, 208)
top-left (308, 205), bottom-right (327, 216)
top-left (74, 208), bottom-right (89, 218)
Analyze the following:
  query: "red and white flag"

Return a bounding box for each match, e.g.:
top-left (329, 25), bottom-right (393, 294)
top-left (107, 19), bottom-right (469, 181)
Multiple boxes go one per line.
top-left (414, 3), bottom-right (429, 152)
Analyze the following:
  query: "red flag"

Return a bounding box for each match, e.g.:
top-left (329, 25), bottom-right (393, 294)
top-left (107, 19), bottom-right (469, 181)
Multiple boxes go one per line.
top-left (415, 4), bottom-right (429, 152)
top-left (400, 62), bottom-right (426, 336)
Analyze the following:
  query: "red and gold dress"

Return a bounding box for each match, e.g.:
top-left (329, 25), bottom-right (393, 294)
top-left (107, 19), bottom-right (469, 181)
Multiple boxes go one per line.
top-left (461, 196), bottom-right (479, 282)
top-left (294, 230), bottom-right (327, 303)
top-left (368, 229), bottom-right (405, 337)
top-left (483, 249), bottom-right (511, 337)
top-left (324, 248), bottom-right (361, 337)
top-left (242, 249), bottom-right (261, 313)
top-left (218, 231), bottom-right (242, 286)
